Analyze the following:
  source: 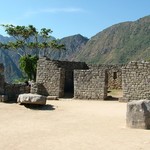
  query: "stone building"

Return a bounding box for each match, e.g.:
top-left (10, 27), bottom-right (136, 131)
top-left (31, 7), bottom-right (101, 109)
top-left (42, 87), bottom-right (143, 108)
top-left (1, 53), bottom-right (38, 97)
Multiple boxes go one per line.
top-left (74, 68), bottom-right (107, 100)
top-left (35, 57), bottom-right (89, 97)
top-left (0, 58), bottom-right (123, 101)
top-left (33, 57), bottom-right (122, 100)
top-left (0, 59), bottom-right (150, 102)
top-left (0, 63), bottom-right (30, 101)
top-left (122, 61), bottom-right (150, 102)
top-left (89, 65), bottom-right (122, 90)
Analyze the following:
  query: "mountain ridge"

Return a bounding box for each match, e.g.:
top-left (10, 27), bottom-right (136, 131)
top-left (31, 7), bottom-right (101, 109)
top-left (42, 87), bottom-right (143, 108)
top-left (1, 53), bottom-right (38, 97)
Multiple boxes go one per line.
top-left (72, 15), bottom-right (150, 64)
top-left (0, 15), bottom-right (150, 82)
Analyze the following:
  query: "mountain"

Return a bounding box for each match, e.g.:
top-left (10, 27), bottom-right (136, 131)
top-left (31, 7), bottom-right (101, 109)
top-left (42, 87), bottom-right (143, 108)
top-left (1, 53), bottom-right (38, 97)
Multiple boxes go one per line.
top-left (0, 15), bottom-right (150, 82)
top-left (0, 35), bottom-right (22, 83)
top-left (73, 15), bottom-right (150, 64)
top-left (0, 49), bottom-right (22, 83)
top-left (47, 34), bottom-right (89, 60)
top-left (0, 34), bottom-right (88, 82)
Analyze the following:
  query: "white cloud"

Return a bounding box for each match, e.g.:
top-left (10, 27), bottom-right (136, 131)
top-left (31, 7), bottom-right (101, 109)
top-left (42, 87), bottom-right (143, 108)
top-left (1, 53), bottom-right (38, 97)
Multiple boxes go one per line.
top-left (42, 8), bottom-right (84, 13)
top-left (24, 7), bottom-right (85, 17)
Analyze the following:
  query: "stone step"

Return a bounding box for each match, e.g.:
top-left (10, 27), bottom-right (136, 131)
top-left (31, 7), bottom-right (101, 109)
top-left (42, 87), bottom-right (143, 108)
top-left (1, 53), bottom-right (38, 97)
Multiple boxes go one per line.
top-left (46, 96), bottom-right (58, 100)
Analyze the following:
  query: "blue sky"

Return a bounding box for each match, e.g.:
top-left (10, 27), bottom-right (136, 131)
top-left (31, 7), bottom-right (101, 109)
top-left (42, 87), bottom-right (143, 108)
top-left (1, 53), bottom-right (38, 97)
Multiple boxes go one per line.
top-left (0, 0), bottom-right (150, 39)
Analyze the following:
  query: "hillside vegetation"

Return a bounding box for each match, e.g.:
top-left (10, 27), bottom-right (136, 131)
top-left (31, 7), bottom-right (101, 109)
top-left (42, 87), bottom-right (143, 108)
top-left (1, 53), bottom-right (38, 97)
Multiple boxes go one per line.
top-left (73, 15), bottom-right (150, 64)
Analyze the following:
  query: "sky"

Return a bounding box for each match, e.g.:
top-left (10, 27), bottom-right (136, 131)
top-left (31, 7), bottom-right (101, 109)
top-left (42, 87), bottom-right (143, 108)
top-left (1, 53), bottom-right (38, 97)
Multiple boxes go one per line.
top-left (0, 0), bottom-right (150, 39)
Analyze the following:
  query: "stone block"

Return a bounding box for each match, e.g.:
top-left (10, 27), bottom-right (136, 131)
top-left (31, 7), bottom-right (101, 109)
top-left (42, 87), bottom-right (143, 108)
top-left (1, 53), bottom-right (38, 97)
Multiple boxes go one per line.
top-left (47, 96), bottom-right (58, 100)
top-left (17, 93), bottom-right (46, 105)
top-left (126, 100), bottom-right (150, 129)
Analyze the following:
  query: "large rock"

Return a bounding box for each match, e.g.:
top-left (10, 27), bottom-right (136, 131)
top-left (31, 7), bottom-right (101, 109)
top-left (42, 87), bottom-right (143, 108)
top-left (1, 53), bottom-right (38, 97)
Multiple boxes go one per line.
top-left (17, 93), bottom-right (46, 105)
top-left (127, 100), bottom-right (150, 129)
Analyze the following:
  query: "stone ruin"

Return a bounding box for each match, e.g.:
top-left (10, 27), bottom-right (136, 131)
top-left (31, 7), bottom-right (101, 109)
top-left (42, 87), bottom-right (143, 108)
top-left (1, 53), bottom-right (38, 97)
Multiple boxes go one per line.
top-left (25, 59), bottom-right (150, 101)
top-left (122, 61), bottom-right (150, 102)
top-left (31, 57), bottom-right (122, 100)
top-left (0, 57), bottom-right (150, 102)
top-left (122, 61), bottom-right (150, 129)
top-left (0, 63), bottom-right (30, 102)
top-left (1, 58), bottom-right (150, 129)
top-left (0, 57), bottom-right (123, 101)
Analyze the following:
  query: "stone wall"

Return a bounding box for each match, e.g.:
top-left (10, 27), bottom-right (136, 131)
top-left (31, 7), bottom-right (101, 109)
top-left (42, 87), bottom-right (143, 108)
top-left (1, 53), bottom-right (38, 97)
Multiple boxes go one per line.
top-left (0, 63), bottom-right (30, 101)
top-left (36, 57), bottom-right (88, 97)
top-left (0, 64), bottom-right (5, 94)
top-left (89, 65), bottom-right (122, 89)
top-left (36, 58), bottom-right (123, 99)
top-left (57, 59), bottom-right (89, 93)
top-left (36, 57), bottom-right (65, 97)
top-left (122, 61), bottom-right (150, 101)
top-left (0, 59), bottom-right (123, 100)
top-left (74, 69), bottom-right (107, 100)
top-left (5, 83), bottom-right (30, 100)
top-left (106, 65), bottom-right (122, 89)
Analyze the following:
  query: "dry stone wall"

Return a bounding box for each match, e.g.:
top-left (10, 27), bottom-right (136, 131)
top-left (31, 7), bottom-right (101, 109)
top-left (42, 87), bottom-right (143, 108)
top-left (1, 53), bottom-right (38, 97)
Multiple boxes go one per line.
top-left (36, 57), bottom-right (65, 97)
top-left (0, 64), bottom-right (5, 95)
top-left (89, 65), bottom-right (122, 89)
top-left (74, 69), bottom-right (107, 100)
top-left (56, 59), bottom-right (89, 93)
top-left (36, 57), bottom-right (88, 97)
top-left (36, 58), bottom-right (122, 99)
top-left (0, 64), bottom-right (6, 102)
top-left (122, 61), bottom-right (150, 101)
top-left (0, 60), bottom-right (123, 101)
top-left (106, 65), bottom-right (122, 89)
top-left (5, 83), bottom-right (30, 100)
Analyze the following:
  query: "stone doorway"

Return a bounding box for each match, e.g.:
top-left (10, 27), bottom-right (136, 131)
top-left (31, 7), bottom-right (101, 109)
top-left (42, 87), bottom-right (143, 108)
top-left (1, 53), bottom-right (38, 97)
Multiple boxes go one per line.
top-left (64, 71), bottom-right (74, 98)
top-left (105, 71), bottom-right (123, 100)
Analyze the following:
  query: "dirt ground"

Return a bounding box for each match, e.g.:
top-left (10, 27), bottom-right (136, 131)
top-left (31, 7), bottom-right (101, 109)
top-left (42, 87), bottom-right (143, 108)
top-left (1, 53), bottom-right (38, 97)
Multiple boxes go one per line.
top-left (0, 99), bottom-right (150, 150)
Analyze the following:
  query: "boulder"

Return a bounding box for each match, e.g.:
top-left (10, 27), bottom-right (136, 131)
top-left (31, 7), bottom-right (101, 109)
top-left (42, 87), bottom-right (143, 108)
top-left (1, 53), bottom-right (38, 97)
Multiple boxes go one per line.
top-left (127, 100), bottom-right (150, 129)
top-left (17, 93), bottom-right (46, 105)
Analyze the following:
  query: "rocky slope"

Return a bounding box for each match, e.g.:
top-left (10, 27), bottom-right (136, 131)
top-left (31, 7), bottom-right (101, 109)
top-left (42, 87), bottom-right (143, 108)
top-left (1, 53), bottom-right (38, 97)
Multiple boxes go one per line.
top-left (47, 34), bottom-right (88, 60)
top-left (0, 35), bottom-right (22, 82)
top-left (73, 15), bottom-right (150, 64)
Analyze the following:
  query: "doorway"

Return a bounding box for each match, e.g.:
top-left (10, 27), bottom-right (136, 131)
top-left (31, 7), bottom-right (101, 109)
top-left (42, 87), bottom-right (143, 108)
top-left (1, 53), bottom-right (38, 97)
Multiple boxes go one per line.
top-left (105, 71), bottom-right (123, 100)
top-left (64, 70), bottom-right (74, 98)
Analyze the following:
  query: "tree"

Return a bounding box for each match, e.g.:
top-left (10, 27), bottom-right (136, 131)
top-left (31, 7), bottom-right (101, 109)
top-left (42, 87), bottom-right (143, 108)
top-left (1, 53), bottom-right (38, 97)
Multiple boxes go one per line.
top-left (0, 24), bottom-right (65, 81)
top-left (19, 55), bottom-right (38, 81)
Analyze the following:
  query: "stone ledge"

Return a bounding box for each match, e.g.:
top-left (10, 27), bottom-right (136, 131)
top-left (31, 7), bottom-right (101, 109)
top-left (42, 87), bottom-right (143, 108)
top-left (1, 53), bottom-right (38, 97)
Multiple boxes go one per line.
top-left (47, 96), bottom-right (58, 100)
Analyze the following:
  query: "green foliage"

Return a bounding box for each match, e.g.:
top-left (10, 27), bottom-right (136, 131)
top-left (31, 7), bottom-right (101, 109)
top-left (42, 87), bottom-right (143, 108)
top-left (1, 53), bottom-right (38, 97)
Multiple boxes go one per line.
top-left (19, 55), bottom-right (38, 81)
top-left (0, 24), bottom-right (65, 56)
top-left (12, 77), bottom-right (28, 84)
top-left (0, 24), bottom-right (66, 81)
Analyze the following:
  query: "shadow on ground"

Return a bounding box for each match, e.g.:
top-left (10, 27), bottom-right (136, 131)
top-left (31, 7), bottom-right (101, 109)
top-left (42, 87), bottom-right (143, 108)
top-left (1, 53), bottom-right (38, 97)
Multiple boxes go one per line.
top-left (63, 92), bottom-right (74, 99)
top-left (105, 96), bottom-right (119, 101)
top-left (22, 104), bottom-right (55, 111)
top-left (3, 99), bottom-right (17, 104)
